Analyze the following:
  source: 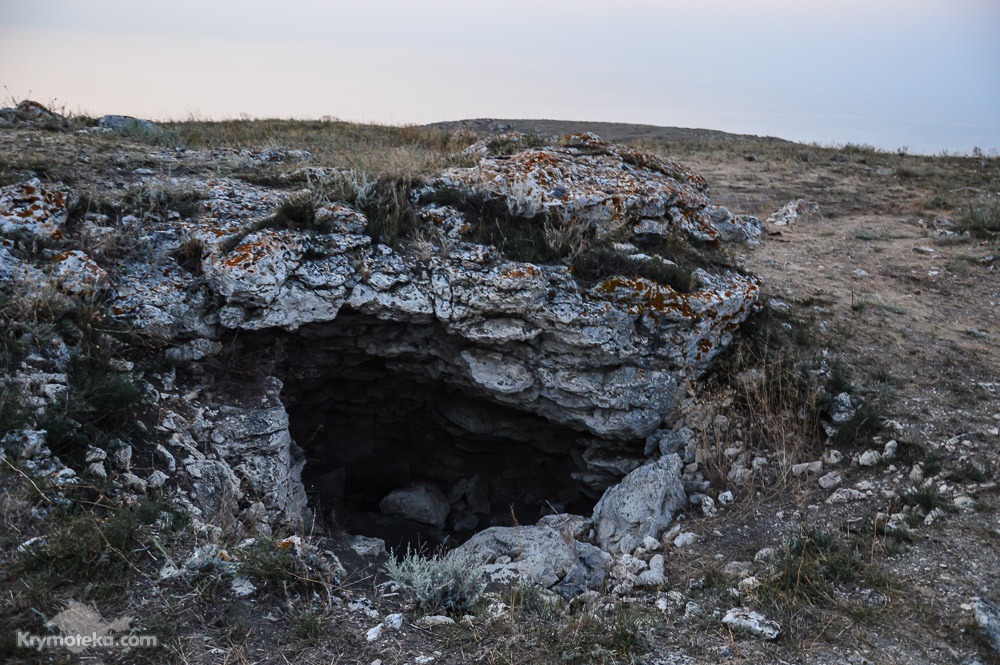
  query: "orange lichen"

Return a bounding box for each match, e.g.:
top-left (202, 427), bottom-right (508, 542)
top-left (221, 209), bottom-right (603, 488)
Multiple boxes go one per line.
top-left (500, 265), bottom-right (542, 280)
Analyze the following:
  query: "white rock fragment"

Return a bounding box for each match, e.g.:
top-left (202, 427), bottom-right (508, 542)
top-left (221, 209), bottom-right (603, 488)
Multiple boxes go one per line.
top-left (365, 623), bottom-right (384, 642)
top-left (231, 576), bottom-right (256, 597)
top-left (822, 449), bottom-right (843, 466)
top-left (883, 440), bottom-right (898, 459)
top-left (674, 532), bottom-right (697, 549)
top-left (384, 613), bottom-right (404, 630)
top-left (923, 507), bottom-right (945, 526)
top-left (973, 598), bottom-right (1000, 654)
top-left (754, 547), bottom-right (777, 564)
top-left (718, 491), bottom-right (734, 505)
top-left (818, 471), bottom-right (843, 489)
top-left (416, 615), bottom-right (456, 628)
top-left (791, 461), bottom-right (823, 476)
top-left (826, 488), bottom-right (868, 504)
top-left (858, 450), bottom-right (882, 466)
top-left (722, 607), bottom-right (780, 640)
top-left (954, 495), bottom-right (976, 511)
top-left (636, 554), bottom-right (666, 587)
top-left (147, 470), bottom-right (170, 489)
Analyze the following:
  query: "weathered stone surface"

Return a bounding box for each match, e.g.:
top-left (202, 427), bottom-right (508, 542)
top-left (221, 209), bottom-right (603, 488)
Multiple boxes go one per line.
top-left (98, 115), bottom-right (159, 133)
top-left (450, 517), bottom-right (611, 596)
top-left (765, 199), bottom-right (821, 226)
top-left (592, 454), bottom-right (686, 553)
top-left (974, 597), bottom-right (1000, 654)
top-left (90, 136), bottom-right (759, 446)
top-left (0, 178), bottom-right (70, 244)
top-left (722, 607), bottom-right (780, 640)
top-left (379, 484), bottom-right (451, 529)
top-left (51, 250), bottom-right (107, 295)
top-left (0, 133), bottom-right (765, 559)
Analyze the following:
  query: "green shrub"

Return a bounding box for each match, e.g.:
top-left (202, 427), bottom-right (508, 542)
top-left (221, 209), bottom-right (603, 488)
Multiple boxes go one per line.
top-left (384, 548), bottom-right (486, 613)
top-left (958, 197), bottom-right (1000, 238)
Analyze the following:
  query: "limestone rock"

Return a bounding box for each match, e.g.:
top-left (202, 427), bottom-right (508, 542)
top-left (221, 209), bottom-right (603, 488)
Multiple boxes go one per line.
top-left (98, 115), bottom-right (159, 134)
top-left (378, 484), bottom-right (451, 530)
top-left (766, 199), bottom-right (821, 226)
top-left (973, 598), bottom-right (1000, 654)
top-left (0, 178), bottom-right (71, 245)
top-left (450, 520), bottom-right (611, 595)
top-left (722, 607), bottom-right (780, 640)
top-left (592, 454), bottom-right (686, 553)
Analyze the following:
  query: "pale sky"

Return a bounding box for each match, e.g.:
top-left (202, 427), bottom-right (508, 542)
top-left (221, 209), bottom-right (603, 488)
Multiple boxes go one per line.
top-left (1, 0), bottom-right (998, 153)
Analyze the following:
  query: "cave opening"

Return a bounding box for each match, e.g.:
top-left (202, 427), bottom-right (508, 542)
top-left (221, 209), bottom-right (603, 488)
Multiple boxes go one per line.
top-left (245, 308), bottom-right (637, 552)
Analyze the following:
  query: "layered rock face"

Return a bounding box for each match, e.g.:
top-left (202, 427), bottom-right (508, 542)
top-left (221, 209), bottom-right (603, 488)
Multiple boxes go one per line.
top-left (0, 132), bottom-right (760, 581)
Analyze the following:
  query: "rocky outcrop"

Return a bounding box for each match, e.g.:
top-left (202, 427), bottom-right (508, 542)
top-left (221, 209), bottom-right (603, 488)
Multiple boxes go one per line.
top-left (0, 131), bottom-right (762, 587)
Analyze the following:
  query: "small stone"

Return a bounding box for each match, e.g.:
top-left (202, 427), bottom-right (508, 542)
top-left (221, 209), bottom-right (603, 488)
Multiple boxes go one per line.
top-left (348, 598), bottom-right (381, 620)
top-left (791, 461), bottom-right (823, 476)
top-left (859, 450), bottom-right (882, 466)
top-left (722, 561), bottom-right (750, 578)
top-left (718, 490), bottom-right (734, 505)
top-left (722, 607), bottom-right (780, 640)
top-left (822, 449), bottom-right (844, 466)
top-left (883, 440), bottom-right (898, 459)
top-left (119, 472), bottom-right (147, 494)
top-left (852, 269), bottom-right (870, 278)
top-left (738, 576), bottom-right (761, 592)
top-left (85, 462), bottom-right (108, 481)
top-left (818, 471), bottom-right (843, 489)
top-left (754, 547), bottom-right (777, 564)
top-left (85, 446), bottom-right (107, 463)
top-left (384, 613), bottom-right (404, 630)
top-left (365, 623), bottom-right (384, 642)
top-left (973, 598), bottom-right (1000, 654)
top-left (231, 576), bottom-right (256, 597)
top-left (111, 444), bottom-right (132, 471)
top-left (674, 532), bottom-right (697, 549)
top-left (416, 615), bottom-right (455, 627)
top-left (954, 495), bottom-right (976, 510)
top-left (826, 488), bottom-right (867, 504)
top-left (923, 507), bottom-right (945, 525)
top-left (909, 465), bottom-right (925, 482)
top-left (379, 484), bottom-right (451, 529)
top-left (701, 496), bottom-right (717, 517)
top-left (914, 246), bottom-right (936, 255)
top-left (350, 535), bottom-right (386, 558)
top-left (414, 657), bottom-right (435, 665)
top-left (155, 444), bottom-right (177, 472)
top-left (147, 470), bottom-right (169, 489)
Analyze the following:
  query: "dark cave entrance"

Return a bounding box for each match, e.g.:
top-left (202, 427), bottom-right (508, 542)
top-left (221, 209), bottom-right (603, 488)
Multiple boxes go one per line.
top-left (245, 309), bottom-right (634, 552)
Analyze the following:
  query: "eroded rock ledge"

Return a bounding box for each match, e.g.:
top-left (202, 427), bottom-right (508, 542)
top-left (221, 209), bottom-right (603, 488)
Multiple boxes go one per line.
top-left (0, 131), bottom-right (761, 591)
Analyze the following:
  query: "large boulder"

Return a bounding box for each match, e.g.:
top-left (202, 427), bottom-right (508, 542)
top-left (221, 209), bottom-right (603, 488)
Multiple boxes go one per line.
top-left (449, 514), bottom-right (611, 597)
top-left (592, 454), bottom-right (686, 553)
top-left (379, 484), bottom-right (451, 530)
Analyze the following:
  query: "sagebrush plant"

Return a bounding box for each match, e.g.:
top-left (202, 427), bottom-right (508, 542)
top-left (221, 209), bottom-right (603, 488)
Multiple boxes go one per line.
top-left (958, 195), bottom-right (1000, 239)
top-left (384, 547), bottom-right (486, 614)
